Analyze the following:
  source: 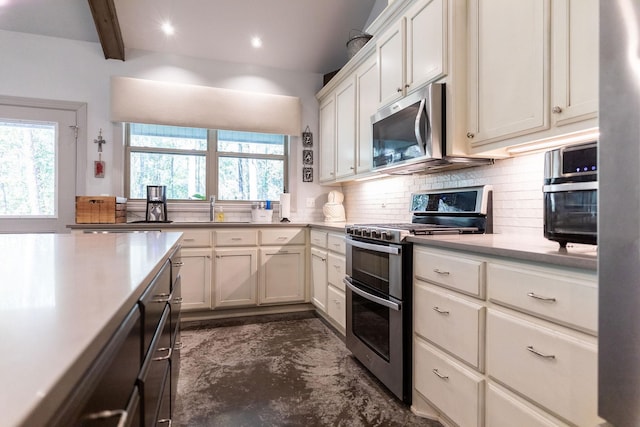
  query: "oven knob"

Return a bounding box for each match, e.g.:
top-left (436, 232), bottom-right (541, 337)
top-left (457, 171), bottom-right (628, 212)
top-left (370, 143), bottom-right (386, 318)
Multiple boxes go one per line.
top-left (354, 228), bottom-right (362, 236)
top-left (381, 231), bottom-right (391, 240)
top-left (346, 227), bottom-right (353, 234)
top-left (370, 230), bottom-right (380, 239)
top-left (362, 229), bottom-right (371, 237)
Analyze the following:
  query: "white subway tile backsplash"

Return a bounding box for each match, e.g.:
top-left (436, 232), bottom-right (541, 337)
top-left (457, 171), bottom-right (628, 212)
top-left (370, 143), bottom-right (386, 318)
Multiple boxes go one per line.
top-left (342, 152), bottom-right (546, 235)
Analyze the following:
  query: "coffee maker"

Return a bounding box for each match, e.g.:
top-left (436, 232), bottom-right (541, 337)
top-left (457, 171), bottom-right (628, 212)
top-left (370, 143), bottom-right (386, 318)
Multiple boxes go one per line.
top-left (145, 185), bottom-right (169, 222)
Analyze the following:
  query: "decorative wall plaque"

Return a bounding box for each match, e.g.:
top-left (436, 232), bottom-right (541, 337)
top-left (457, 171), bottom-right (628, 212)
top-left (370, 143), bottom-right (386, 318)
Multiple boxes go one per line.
top-left (303, 167), bottom-right (313, 182)
top-left (303, 149), bottom-right (313, 165)
top-left (302, 125), bottom-right (313, 147)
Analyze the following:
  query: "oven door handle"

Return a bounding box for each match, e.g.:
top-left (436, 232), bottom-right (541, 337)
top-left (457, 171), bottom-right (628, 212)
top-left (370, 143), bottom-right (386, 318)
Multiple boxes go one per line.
top-left (543, 182), bottom-right (598, 192)
top-left (344, 278), bottom-right (401, 311)
top-left (346, 239), bottom-right (401, 255)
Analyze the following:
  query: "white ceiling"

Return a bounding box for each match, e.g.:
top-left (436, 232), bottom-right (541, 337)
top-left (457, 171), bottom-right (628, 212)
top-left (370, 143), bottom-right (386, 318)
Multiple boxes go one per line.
top-left (0, 0), bottom-right (379, 74)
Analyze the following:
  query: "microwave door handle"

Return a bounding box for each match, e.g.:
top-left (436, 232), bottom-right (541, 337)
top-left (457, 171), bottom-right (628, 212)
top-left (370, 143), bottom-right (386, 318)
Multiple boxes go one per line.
top-left (343, 278), bottom-right (401, 311)
top-left (414, 98), bottom-right (427, 155)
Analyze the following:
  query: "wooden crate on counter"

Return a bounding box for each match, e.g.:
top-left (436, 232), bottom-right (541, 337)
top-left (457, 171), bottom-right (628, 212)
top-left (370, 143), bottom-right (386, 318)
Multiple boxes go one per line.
top-left (76, 196), bottom-right (127, 224)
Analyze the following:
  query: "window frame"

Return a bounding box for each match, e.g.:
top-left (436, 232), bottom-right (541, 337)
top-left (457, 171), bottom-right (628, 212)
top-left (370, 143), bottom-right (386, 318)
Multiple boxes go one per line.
top-left (124, 124), bottom-right (289, 203)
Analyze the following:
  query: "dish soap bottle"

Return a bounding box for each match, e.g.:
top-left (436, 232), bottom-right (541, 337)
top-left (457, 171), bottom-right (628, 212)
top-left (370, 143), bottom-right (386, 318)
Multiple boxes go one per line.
top-left (215, 205), bottom-right (225, 222)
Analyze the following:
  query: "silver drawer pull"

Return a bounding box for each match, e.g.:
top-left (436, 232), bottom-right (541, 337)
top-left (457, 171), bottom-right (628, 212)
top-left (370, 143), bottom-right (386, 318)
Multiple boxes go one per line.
top-left (172, 261), bottom-right (184, 267)
top-left (153, 346), bottom-right (173, 361)
top-left (157, 418), bottom-right (173, 426)
top-left (174, 341), bottom-right (184, 351)
top-left (432, 369), bottom-right (449, 380)
top-left (433, 269), bottom-right (450, 275)
top-left (432, 306), bottom-right (450, 315)
top-left (527, 292), bottom-right (557, 302)
top-left (277, 236), bottom-right (288, 240)
top-left (82, 409), bottom-right (127, 427)
top-left (153, 292), bottom-right (172, 303)
top-left (172, 296), bottom-right (183, 304)
top-left (526, 345), bottom-right (556, 359)
top-left (231, 237), bottom-right (243, 241)
top-left (183, 238), bottom-right (195, 242)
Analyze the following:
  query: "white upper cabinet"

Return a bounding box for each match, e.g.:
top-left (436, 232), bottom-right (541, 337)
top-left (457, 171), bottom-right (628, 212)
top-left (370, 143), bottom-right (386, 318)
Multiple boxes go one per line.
top-left (378, 0), bottom-right (447, 107)
top-left (551, 0), bottom-right (599, 127)
top-left (467, 0), bottom-right (599, 156)
top-left (356, 55), bottom-right (378, 174)
top-left (466, 0), bottom-right (549, 150)
top-left (335, 76), bottom-right (357, 179)
top-left (318, 96), bottom-right (336, 182)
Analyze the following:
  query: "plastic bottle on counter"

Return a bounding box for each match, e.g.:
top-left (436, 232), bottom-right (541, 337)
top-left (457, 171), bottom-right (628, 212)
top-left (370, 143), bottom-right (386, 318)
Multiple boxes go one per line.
top-left (215, 205), bottom-right (225, 222)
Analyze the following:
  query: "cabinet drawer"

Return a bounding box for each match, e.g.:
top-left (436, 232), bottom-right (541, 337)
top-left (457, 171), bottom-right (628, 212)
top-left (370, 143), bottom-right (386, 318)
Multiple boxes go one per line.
top-left (414, 339), bottom-right (484, 427)
top-left (486, 309), bottom-right (600, 426)
top-left (214, 229), bottom-right (258, 246)
top-left (259, 228), bottom-right (305, 245)
top-left (414, 246), bottom-right (486, 298)
top-left (327, 233), bottom-right (346, 254)
top-left (414, 280), bottom-right (484, 370)
top-left (487, 262), bottom-right (597, 334)
top-left (327, 285), bottom-right (346, 330)
top-left (175, 229), bottom-right (211, 247)
top-left (139, 260), bottom-right (171, 357)
top-left (486, 382), bottom-right (570, 427)
top-left (327, 252), bottom-right (345, 291)
top-left (310, 229), bottom-right (328, 248)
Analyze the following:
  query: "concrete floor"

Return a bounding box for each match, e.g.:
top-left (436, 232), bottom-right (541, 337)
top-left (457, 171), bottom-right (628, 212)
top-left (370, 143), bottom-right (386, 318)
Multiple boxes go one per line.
top-left (173, 312), bottom-right (441, 427)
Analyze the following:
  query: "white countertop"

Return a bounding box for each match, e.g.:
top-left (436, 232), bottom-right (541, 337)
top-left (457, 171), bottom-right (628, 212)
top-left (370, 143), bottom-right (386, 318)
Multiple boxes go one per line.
top-left (0, 232), bottom-right (182, 427)
top-left (407, 233), bottom-right (597, 270)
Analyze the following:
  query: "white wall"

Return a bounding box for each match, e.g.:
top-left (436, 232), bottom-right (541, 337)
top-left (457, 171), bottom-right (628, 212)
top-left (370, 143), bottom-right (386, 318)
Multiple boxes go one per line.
top-left (340, 152), bottom-right (545, 236)
top-left (0, 30), bottom-right (327, 221)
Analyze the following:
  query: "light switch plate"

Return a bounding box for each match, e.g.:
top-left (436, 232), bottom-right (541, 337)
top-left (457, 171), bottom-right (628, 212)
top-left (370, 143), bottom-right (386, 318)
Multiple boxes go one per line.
top-left (306, 197), bottom-right (315, 208)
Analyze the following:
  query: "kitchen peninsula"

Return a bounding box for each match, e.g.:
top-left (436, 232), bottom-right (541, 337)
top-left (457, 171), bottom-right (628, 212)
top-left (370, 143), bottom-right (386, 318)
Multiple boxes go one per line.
top-left (0, 232), bottom-right (182, 427)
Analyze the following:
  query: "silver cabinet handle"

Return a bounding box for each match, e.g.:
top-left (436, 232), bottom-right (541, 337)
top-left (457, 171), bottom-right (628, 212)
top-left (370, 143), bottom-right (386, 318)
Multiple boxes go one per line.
top-left (82, 409), bottom-right (127, 427)
top-left (231, 237), bottom-right (243, 241)
top-left (171, 296), bottom-right (183, 304)
top-left (153, 346), bottom-right (173, 361)
top-left (172, 261), bottom-right (184, 267)
top-left (174, 341), bottom-right (184, 351)
top-left (153, 292), bottom-right (172, 303)
top-left (312, 253), bottom-right (326, 262)
top-left (527, 292), bottom-right (556, 302)
top-left (466, 132), bottom-right (475, 139)
top-left (432, 369), bottom-right (449, 380)
top-left (157, 419), bottom-right (173, 426)
top-left (183, 238), bottom-right (195, 242)
top-left (433, 269), bottom-right (450, 275)
top-left (277, 236), bottom-right (288, 241)
top-left (433, 306), bottom-right (450, 315)
top-left (552, 105), bottom-right (563, 114)
top-left (526, 345), bottom-right (556, 359)
top-left (396, 87), bottom-right (403, 92)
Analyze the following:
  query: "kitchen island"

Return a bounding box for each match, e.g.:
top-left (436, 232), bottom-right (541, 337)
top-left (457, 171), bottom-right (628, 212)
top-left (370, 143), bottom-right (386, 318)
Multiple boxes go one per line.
top-left (0, 232), bottom-right (182, 427)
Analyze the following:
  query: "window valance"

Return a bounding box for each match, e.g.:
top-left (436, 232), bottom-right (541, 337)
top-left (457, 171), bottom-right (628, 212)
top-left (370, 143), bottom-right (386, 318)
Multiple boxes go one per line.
top-left (110, 76), bottom-right (302, 136)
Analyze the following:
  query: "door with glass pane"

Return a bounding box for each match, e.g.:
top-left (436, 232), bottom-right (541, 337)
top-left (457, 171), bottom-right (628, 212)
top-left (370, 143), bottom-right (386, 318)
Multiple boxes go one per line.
top-left (0, 104), bottom-right (78, 233)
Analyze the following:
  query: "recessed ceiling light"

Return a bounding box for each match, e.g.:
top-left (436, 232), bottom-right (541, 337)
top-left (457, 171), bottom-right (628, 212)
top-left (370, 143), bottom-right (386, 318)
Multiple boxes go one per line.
top-left (161, 21), bottom-right (175, 36)
top-left (251, 36), bottom-right (263, 48)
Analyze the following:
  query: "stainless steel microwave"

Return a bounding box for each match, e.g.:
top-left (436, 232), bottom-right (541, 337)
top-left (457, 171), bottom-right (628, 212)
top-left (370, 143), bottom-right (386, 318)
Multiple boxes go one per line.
top-left (371, 83), bottom-right (444, 173)
top-left (371, 83), bottom-right (493, 174)
top-left (543, 141), bottom-right (598, 247)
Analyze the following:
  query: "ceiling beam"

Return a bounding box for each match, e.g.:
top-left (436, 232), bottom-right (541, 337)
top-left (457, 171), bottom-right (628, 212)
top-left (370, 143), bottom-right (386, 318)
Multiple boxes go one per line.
top-left (88, 0), bottom-right (125, 61)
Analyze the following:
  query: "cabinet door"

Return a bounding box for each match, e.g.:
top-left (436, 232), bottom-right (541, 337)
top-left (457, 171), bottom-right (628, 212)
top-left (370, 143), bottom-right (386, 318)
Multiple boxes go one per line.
top-left (310, 247), bottom-right (328, 312)
top-left (180, 248), bottom-right (212, 311)
top-left (327, 285), bottom-right (346, 331)
top-left (406, 0), bottom-right (447, 91)
top-left (356, 55), bottom-right (378, 174)
top-left (551, 0), bottom-right (598, 126)
top-left (319, 96), bottom-right (336, 182)
top-left (335, 77), bottom-right (357, 179)
top-left (259, 246), bottom-right (305, 304)
top-left (377, 19), bottom-right (405, 106)
top-left (467, 0), bottom-right (549, 147)
top-left (213, 248), bottom-right (258, 307)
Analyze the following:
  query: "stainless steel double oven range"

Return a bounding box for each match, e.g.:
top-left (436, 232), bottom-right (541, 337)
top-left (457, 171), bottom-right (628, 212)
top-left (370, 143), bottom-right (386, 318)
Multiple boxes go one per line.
top-left (344, 185), bottom-right (492, 404)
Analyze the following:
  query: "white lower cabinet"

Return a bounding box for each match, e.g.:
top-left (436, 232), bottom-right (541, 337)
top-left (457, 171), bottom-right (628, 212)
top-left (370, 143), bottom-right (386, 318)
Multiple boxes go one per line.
top-left (486, 382), bottom-right (570, 427)
top-left (259, 246), bottom-right (305, 304)
top-left (414, 339), bottom-right (484, 427)
top-left (327, 285), bottom-right (346, 330)
top-left (310, 246), bottom-right (328, 312)
top-left (412, 243), bottom-right (599, 427)
top-left (486, 308), bottom-right (600, 426)
top-left (214, 247), bottom-right (258, 307)
top-left (180, 247), bottom-right (212, 310)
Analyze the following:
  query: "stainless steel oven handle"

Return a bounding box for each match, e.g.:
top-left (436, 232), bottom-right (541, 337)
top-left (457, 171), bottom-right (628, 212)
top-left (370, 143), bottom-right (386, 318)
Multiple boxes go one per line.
top-left (344, 278), bottom-right (401, 311)
top-left (543, 181), bottom-right (598, 192)
top-left (346, 239), bottom-right (400, 255)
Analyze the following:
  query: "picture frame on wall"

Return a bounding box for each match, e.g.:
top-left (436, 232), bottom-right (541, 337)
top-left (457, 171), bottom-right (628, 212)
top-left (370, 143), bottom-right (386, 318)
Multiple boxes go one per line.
top-left (302, 149), bottom-right (313, 165)
top-left (302, 126), bottom-right (313, 147)
top-left (303, 167), bottom-right (313, 182)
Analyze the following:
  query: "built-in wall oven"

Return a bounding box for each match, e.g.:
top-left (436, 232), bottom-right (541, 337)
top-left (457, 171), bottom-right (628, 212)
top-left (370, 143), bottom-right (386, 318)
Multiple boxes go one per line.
top-left (543, 141), bottom-right (597, 247)
top-left (344, 186), bottom-right (492, 404)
